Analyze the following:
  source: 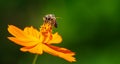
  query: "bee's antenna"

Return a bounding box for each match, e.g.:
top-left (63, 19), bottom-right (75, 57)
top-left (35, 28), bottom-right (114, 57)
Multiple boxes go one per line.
top-left (56, 17), bottom-right (63, 19)
top-left (56, 17), bottom-right (60, 18)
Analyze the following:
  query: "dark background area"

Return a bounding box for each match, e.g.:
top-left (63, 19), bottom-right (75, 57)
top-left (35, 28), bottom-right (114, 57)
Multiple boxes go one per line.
top-left (0, 0), bottom-right (120, 64)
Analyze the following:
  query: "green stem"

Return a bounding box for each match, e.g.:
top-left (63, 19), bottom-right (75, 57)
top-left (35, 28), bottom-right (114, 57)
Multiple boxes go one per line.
top-left (32, 54), bottom-right (39, 64)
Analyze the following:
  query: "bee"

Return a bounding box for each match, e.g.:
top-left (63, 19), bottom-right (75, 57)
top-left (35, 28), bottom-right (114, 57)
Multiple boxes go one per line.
top-left (43, 14), bottom-right (57, 28)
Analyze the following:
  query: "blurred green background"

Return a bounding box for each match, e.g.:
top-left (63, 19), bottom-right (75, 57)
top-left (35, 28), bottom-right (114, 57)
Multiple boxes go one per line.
top-left (0, 0), bottom-right (120, 64)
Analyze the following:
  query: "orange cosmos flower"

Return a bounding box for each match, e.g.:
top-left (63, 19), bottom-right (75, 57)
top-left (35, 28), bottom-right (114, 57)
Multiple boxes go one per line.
top-left (7, 19), bottom-right (76, 62)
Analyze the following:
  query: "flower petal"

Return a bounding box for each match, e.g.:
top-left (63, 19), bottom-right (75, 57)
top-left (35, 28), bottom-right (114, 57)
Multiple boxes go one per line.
top-left (8, 25), bottom-right (42, 46)
top-left (8, 25), bottom-right (26, 38)
top-left (23, 26), bottom-right (40, 39)
top-left (8, 37), bottom-right (39, 46)
top-left (48, 32), bottom-right (62, 44)
top-left (20, 43), bottom-right (43, 54)
top-left (43, 44), bottom-right (76, 62)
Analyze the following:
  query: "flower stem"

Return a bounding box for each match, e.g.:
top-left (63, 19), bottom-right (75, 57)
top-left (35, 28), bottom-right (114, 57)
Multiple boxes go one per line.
top-left (32, 54), bottom-right (39, 64)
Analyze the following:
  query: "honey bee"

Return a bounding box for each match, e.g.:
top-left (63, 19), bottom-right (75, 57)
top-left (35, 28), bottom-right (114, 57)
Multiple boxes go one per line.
top-left (43, 14), bottom-right (57, 28)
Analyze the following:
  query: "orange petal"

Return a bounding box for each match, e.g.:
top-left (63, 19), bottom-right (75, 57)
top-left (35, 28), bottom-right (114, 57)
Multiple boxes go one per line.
top-left (8, 25), bottom-right (26, 38)
top-left (8, 25), bottom-right (43, 47)
top-left (43, 44), bottom-right (76, 62)
top-left (20, 43), bottom-right (43, 54)
top-left (24, 26), bottom-right (40, 39)
top-left (8, 37), bottom-right (39, 46)
top-left (48, 32), bottom-right (62, 44)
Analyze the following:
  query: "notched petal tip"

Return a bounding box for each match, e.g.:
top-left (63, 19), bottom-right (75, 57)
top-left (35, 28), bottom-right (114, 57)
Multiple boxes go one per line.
top-left (8, 24), bottom-right (12, 27)
top-left (8, 25), bottom-right (13, 32)
top-left (8, 25), bottom-right (17, 30)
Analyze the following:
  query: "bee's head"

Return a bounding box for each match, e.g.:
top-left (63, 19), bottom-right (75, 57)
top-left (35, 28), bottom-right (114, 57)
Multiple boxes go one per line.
top-left (43, 14), bottom-right (57, 28)
top-left (43, 14), bottom-right (56, 21)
